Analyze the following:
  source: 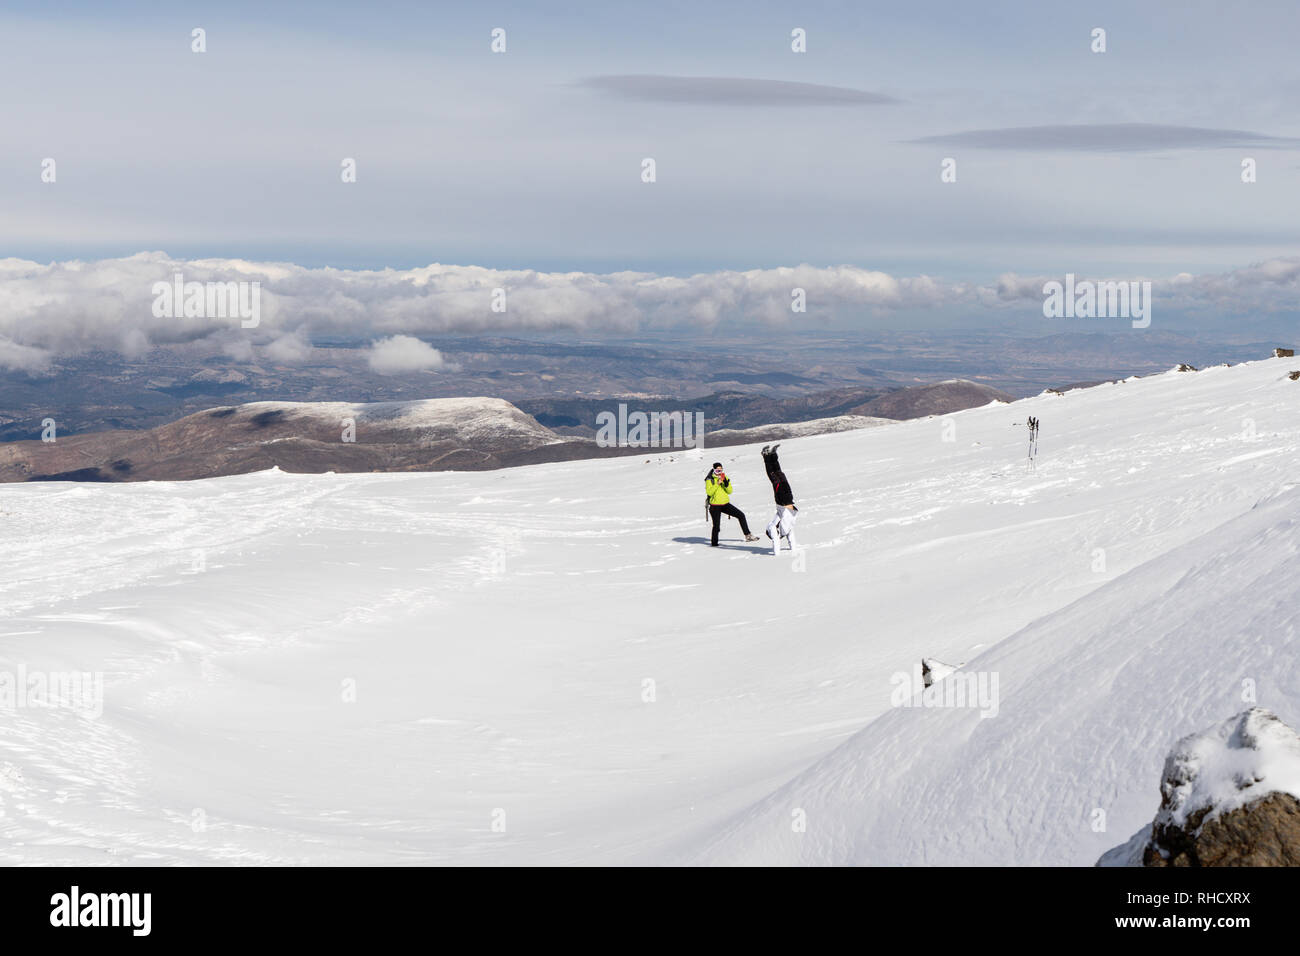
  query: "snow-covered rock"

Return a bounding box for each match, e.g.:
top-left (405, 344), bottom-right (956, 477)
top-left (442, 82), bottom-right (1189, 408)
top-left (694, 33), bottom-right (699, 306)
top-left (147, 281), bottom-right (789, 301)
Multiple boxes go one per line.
top-left (920, 658), bottom-right (960, 688)
top-left (1107, 709), bottom-right (1300, 867)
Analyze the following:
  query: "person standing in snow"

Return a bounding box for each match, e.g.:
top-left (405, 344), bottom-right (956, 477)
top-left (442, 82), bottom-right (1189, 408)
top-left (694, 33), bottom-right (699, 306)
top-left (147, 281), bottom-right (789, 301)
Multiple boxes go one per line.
top-left (705, 462), bottom-right (759, 547)
top-left (760, 444), bottom-right (799, 555)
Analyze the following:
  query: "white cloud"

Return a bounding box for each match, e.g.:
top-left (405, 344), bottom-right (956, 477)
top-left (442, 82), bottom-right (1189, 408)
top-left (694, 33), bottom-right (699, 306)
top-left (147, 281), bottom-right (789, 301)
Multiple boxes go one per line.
top-left (218, 335), bottom-right (256, 363)
top-left (0, 337), bottom-right (52, 373)
top-left (263, 331), bottom-right (312, 364)
top-left (367, 335), bottom-right (447, 374)
top-left (1, 251), bottom-right (1299, 361)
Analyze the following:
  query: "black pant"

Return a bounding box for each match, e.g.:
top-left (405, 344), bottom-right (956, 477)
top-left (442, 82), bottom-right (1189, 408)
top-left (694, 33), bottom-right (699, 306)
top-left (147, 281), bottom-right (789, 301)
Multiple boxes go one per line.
top-left (710, 503), bottom-right (751, 545)
top-left (763, 449), bottom-right (781, 481)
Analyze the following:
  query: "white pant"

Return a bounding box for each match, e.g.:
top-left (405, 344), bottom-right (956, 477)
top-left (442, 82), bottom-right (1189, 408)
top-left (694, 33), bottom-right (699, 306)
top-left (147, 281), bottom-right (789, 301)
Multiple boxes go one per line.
top-left (766, 508), bottom-right (798, 554)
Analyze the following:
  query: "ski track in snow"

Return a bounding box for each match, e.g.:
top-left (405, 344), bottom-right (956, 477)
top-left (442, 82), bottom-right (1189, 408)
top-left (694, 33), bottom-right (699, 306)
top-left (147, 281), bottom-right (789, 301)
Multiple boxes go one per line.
top-left (0, 360), bottom-right (1297, 864)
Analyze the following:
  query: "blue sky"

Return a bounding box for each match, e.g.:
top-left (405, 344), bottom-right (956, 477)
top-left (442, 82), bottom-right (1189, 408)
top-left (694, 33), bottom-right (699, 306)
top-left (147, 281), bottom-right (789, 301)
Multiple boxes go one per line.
top-left (4, 1), bottom-right (1300, 283)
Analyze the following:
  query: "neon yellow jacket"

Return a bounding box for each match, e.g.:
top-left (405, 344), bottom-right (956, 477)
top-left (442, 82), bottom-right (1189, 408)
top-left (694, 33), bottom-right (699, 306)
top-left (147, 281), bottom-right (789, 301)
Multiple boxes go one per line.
top-left (705, 476), bottom-right (733, 505)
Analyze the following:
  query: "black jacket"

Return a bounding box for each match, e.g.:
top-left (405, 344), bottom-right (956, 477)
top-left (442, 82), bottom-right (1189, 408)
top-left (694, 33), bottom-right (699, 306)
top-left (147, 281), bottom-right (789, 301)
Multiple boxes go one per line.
top-left (770, 471), bottom-right (794, 506)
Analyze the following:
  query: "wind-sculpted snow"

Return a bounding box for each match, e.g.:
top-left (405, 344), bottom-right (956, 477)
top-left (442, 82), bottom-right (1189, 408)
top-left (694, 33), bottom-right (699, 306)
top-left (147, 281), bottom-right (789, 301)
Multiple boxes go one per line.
top-left (692, 484), bottom-right (1300, 866)
top-left (0, 359), bottom-right (1297, 864)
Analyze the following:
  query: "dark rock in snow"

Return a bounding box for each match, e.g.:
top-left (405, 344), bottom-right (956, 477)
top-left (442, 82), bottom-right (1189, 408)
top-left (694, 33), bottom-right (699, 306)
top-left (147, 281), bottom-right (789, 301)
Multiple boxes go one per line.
top-left (1101, 709), bottom-right (1300, 866)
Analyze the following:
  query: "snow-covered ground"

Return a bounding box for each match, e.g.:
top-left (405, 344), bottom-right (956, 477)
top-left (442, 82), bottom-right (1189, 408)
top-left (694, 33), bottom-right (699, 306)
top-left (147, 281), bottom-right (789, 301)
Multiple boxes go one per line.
top-left (0, 359), bottom-right (1297, 865)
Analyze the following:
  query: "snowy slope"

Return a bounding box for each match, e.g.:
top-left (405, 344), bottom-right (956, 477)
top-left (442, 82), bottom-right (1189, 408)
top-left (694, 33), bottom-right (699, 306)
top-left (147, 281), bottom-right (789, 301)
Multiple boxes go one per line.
top-left (0, 359), bottom-right (1297, 865)
top-left (692, 480), bottom-right (1300, 865)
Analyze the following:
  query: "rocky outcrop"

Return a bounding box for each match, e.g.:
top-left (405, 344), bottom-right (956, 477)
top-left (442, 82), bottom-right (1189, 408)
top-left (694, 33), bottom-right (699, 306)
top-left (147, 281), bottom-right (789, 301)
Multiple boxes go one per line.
top-left (1101, 708), bottom-right (1300, 867)
top-left (920, 657), bottom-right (960, 688)
top-left (1145, 791), bottom-right (1300, 866)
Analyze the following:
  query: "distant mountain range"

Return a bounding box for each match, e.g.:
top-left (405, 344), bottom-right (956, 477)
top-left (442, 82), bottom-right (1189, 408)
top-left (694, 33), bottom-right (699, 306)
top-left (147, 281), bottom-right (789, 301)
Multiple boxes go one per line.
top-left (0, 379), bottom-right (1012, 482)
top-left (0, 398), bottom-right (582, 482)
top-left (0, 330), bottom-right (1268, 443)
